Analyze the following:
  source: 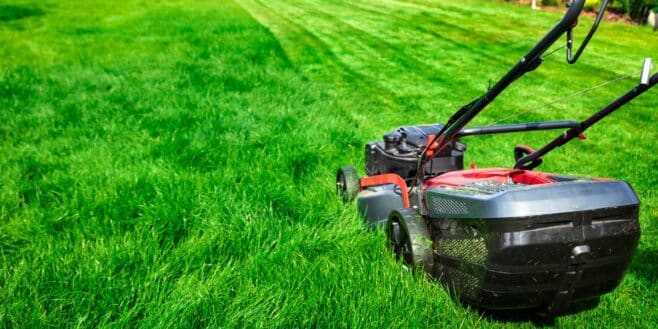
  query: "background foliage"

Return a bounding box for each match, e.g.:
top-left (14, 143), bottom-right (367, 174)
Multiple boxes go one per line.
top-left (537, 0), bottom-right (656, 22)
top-left (612, 0), bottom-right (657, 21)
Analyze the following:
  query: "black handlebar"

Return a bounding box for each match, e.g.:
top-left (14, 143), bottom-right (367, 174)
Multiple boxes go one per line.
top-left (566, 0), bottom-right (609, 64)
top-left (514, 71), bottom-right (658, 170)
top-left (419, 0), bottom-right (605, 174)
top-left (457, 120), bottom-right (580, 137)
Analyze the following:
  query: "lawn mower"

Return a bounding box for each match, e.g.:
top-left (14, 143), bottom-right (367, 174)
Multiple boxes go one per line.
top-left (336, 0), bottom-right (656, 317)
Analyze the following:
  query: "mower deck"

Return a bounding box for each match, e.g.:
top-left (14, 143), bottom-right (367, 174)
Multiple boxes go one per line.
top-left (423, 169), bottom-right (640, 311)
top-left (356, 169), bottom-right (640, 313)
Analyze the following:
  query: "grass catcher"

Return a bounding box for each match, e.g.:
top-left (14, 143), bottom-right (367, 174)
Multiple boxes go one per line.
top-left (336, 0), bottom-right (655, 318)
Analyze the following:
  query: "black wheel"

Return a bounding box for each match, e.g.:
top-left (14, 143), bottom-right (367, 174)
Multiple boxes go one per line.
top-left (336, 166), bottom-right (359, 203)
top-left (387, 209), bottom-right (433, 273)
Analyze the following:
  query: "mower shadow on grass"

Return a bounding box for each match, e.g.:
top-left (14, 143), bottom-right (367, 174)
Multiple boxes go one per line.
top-left (471, 298), bottom-right (601, 327)
top-left (434, 280), bottom-right (601, 326)
top-left (628, 247), bottom-right (658, 284)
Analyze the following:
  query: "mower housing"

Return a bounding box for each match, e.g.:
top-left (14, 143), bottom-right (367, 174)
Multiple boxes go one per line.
top-left (358, 168), bottom-right (640, 312)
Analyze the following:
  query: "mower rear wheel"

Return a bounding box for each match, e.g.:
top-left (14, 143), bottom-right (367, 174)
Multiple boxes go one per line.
top-left (336, 166), bottom-right (359, 203)
top-left (387, 209), bottom-right (434, 273)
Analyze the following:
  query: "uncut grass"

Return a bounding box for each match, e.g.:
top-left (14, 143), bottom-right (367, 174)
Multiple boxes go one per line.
top-left (1, 0), bottom-right (657, 328)
top-left (0, 0), bottom-right (464, 327)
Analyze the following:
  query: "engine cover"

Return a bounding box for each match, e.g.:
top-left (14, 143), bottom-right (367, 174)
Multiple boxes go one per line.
top-left (365, 124), bottom-right (465, 180)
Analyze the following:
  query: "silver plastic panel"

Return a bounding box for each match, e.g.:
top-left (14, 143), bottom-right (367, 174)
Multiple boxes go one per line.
top-left (425, 180), bottom-right (639, 219)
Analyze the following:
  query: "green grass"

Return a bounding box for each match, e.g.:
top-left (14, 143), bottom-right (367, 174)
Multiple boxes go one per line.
top-left (1, 0), bottom-right (656, 327)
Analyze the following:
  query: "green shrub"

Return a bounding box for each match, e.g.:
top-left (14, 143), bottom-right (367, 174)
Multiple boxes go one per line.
top-left (536, 0), bottom-right (657, 23)
top-left (584, 0), bottom-right (602, 11)
top-left (541, 0), bottom-right (560, 6)
top-left (610, 0), bottom-right (656, 22)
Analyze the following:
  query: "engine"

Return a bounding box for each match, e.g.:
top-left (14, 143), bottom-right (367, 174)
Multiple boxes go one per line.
top-left (365, 124), bottom-right (466, 181)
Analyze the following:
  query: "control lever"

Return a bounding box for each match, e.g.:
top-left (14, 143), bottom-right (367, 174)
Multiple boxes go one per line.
top-left (566, 0), bottom-right (609, 64)
top-left (514, 145), bottom-right (542, 170)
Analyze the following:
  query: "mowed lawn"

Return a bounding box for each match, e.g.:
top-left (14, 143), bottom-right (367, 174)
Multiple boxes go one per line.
top-left (1, 0), bottom-right (657, 327)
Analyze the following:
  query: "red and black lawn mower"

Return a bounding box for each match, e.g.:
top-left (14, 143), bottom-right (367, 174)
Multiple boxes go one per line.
top-left (336, 0), bottom-right (656, 317)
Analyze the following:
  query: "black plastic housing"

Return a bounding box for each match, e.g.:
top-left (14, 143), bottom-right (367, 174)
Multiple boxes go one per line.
top-left (424, 179), bottom-right (640, 312)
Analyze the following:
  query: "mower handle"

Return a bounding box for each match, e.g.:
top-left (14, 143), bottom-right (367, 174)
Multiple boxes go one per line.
top-left (457, 120), bottom-right (580, 137)
top-left (420, 0), bottom-right (589, 169)
top-left (514, 70), bottom-right (658, 170)
top-left (566, 0), bottom-right (610, 64)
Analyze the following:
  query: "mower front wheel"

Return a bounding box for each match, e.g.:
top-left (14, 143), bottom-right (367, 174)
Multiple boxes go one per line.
top-left (336, 166), bottom-right (359, 203)
top-left (387, 209), bottom-right (434, 273)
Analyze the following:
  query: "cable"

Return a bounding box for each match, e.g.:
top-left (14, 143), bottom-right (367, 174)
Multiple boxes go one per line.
top-left (543, 44), bottom-right (566, 59)
top-left (488, 71), bottom-right (634, 126)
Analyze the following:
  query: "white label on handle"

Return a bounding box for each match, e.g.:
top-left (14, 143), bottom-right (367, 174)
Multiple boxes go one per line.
top-left (640, 58), bottom-right (652, 86)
